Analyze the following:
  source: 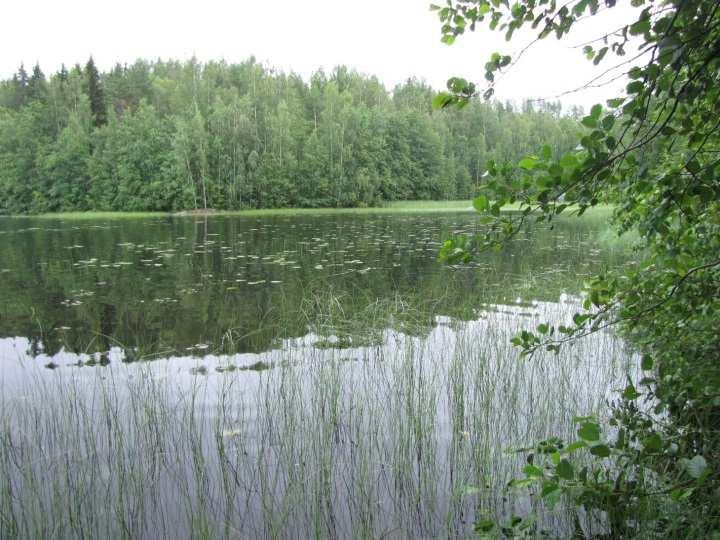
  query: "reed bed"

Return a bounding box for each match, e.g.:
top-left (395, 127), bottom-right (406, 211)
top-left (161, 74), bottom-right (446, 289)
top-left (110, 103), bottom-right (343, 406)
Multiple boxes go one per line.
top-left (0, 296), bottom-right (635, 539)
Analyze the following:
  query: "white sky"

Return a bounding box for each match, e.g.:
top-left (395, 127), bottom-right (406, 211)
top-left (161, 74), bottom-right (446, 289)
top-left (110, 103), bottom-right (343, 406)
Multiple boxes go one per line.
top-left (1, 0), bottom-right (642, 109)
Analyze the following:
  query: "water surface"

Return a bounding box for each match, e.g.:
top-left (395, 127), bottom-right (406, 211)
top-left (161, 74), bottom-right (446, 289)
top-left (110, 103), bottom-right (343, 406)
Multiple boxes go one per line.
top-left (0, 212), bottom-right (635, 538)
top-left (0, 212), bottom-right (625, 362)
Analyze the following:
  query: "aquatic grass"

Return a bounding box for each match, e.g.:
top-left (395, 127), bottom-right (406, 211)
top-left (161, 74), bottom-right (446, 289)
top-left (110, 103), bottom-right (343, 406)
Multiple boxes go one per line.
top-left (0, 291), bottom-right (636, 538)
top-left (0, 211), bottom-right (636, 537)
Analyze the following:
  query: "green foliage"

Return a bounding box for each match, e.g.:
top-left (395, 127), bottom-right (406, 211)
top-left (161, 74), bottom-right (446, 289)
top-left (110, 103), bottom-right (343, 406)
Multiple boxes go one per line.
top-left (435, 0), bottom-right (720, 536)
top-left (85, 57), bottom-right (107, 128)
top-left (0, 58), bottom-right (579, 214)
top-left (89, 102), bottom-right (183, 210)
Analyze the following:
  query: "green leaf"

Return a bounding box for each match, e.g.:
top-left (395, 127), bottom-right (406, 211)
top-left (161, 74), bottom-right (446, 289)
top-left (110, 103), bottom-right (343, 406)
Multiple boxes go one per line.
top-left (518, 157), bottom-right (538, 170)
top-left (581, 116), bottom-right (597, 128)
top-left (432, 92), bottom-right (453, 110)
top-left (601, 115), bottom-right (615, 130)
top-left (682, 455), bottom-right (707, 479)
top-left (629, 18), bottom-right (651, 35)
top-left (622, 384), bottom-right (640, 400)
top-left (540, 481), bottom-right (559, 498)
top-left (473, 195), bottom-right (490, 212)
top-left (641, 356), bottom-right (654, 370)
top-left (447, 77), bottom-right (470, 93)
top-left (560, 154), bottom-right (579, 169)
top-left (556, 459), bottom-right (574, 480)
top-left (523, 464), bottom-right (543, 477)
top-left (578, 422), bottom-right (600, 441)
top-left (593, 47), bottom-right (608, 65)
top-left (566, 440), bottom-right (587, 453)
top-left (626, 81), bottom-right (644, 94)
top-left (589, 444), bottom-right (611, 458)
top-left (642, 433), bottom-right (662, 452)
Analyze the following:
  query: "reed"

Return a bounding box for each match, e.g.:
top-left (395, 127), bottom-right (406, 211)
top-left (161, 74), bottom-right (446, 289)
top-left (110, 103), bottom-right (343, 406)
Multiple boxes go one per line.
top-left (0, 294), bottom-right (636, 538)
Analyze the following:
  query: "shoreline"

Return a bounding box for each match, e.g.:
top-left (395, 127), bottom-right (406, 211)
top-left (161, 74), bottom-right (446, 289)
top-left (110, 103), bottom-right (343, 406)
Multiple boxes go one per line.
top-left (2, 200), bottom-right (476, 220)
top-left (0, 201), bottom-right (615, 220)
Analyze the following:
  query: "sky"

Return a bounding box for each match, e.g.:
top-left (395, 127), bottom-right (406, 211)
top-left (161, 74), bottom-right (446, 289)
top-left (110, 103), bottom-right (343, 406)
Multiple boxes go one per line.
top-left (0, 0), bottom-right (642, 109)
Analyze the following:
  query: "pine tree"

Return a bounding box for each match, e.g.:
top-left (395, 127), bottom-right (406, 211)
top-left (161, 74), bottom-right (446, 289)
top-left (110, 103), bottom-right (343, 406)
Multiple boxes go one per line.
top-left (85, 57), bottom-right (107, 127)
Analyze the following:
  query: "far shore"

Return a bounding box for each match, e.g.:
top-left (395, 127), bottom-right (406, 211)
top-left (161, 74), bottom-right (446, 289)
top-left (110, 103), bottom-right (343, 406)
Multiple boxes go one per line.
top-left (4, 200), bottom-right (476, 220)
top-left (2, 200), bottom-right (616, 220)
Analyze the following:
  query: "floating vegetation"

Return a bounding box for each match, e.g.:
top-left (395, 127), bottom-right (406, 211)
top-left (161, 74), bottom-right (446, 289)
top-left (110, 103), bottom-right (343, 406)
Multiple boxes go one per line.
top-left (185, 343), bottom-right (210, 352)
top-left (153, 297), bottom-right (178, 304)
top-left (238, 360), bottom-right (272, 372)
top-left (215, 364), bottom-right (237, 373)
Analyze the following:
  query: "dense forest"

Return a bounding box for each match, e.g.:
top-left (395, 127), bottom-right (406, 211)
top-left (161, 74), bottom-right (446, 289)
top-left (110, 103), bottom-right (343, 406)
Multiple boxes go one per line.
top-left (0, 58), bottom-right (582, 213)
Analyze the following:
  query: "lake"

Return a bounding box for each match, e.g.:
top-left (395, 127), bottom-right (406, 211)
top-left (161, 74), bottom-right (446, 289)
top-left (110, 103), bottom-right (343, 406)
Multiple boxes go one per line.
top-left (0, 211), bottom-right (635, 538)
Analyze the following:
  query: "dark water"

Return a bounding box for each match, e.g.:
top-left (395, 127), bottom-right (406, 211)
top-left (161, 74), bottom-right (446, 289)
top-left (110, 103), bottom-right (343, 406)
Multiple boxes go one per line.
top-left (0, 212), bottom-right (635, 538)
top-left (0, 212), bottom-right (625, 363)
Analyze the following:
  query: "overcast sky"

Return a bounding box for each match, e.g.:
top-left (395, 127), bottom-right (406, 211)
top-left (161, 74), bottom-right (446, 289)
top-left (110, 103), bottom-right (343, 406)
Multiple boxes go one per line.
top-left (1, 0), bottom-right (641, 109)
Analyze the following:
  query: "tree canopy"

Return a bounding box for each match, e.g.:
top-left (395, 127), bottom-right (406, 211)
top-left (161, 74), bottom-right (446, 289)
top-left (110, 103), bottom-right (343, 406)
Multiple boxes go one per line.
top-left (434, 0), bottom-right (720, 536)
top-left (0, 57), bottom-right (580, 214)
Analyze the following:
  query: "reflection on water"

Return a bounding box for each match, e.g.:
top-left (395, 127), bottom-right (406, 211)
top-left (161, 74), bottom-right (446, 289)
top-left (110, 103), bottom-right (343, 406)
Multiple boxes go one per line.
top-left (0, 212), bottom-right (627, 359)
top-left (0, 212), bottom-right (635, 537)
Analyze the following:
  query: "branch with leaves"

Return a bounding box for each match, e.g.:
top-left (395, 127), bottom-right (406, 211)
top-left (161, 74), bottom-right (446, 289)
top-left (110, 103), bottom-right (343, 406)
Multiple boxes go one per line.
top-left (432, 0), bottom-right (720, 535)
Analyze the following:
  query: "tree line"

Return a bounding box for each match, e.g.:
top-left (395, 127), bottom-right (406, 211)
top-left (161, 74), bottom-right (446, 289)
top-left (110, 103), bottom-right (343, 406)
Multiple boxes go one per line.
top-left (0, 57), bottom-right (581, 213)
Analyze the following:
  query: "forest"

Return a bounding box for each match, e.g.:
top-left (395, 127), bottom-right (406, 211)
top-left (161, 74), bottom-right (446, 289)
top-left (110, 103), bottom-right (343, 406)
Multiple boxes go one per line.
top-left (0, 57), bottom-right (581, 213)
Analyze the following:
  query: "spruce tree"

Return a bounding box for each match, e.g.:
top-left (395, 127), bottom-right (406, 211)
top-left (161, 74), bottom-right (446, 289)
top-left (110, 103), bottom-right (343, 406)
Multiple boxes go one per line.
top-left (28, 63), bottom-right (47, 102)
top-left (17, 64), bottom-right (29, 89)
top-left (85, 56), bottom-right (107, 127)
top-left (11, 64), bottom-right (30, 108)
top-left (58, 64), bottom-right (68, 83)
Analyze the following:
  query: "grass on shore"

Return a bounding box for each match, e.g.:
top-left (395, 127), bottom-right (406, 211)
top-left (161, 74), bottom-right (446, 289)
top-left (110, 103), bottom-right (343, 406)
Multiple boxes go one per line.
top-left (5, 200), bottom-right (475, 220)
top-left (6, 200), bottom-right (615, 220)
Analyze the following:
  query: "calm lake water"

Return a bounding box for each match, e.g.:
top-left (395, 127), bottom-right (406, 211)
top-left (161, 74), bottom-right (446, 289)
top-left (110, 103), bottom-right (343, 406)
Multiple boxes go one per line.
top-left (0, 212), bottom-right (636, 538)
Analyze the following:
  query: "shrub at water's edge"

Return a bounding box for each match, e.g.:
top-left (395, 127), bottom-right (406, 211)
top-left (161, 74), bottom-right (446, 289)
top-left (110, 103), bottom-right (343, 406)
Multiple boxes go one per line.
top-left (435, 0), bottom-right (720, 536)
